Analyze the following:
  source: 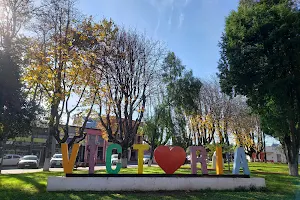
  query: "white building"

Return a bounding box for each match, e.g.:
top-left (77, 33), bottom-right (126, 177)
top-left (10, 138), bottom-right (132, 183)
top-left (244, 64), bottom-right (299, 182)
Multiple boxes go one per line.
top-left (264, 144), bottom-right (300, 163)
top-left (265, 144), bottom-right (287, 163)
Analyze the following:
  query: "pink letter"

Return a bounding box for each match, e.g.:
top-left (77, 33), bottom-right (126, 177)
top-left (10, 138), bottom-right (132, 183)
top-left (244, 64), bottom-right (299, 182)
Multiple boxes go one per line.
top-left (190, 146), bottom-right (208, 175)
top-left (88, 143), bottom-right (97, 174)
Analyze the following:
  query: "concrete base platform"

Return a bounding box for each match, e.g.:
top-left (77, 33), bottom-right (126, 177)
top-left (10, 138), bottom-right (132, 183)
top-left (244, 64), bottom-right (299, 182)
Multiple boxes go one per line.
top-left (47, 176), bottom-right (266, 191)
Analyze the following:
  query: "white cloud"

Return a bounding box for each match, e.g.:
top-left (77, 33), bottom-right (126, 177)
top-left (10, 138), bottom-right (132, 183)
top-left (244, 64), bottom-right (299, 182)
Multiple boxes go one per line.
top-left (154, 18), bottom-right (161, 38)
top-left (178, 13), bottom-right (184, 28)
top-left (149, 0), bottom-right (174, 12)
top-left (168, 4), bottom-right (174, 26)
top-left (184, 0), bottom-right (191, 6)
top-left (147, 0), bottom-right (190, 30)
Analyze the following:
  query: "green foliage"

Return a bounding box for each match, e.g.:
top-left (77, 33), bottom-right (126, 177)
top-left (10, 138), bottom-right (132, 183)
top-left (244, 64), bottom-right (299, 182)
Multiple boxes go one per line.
top-left (205, 143), bottom-right (235, 158)
top-left (162, 52), bottom-right (185, 85)
top-left (0, 51), bottom-right (38, 142)
top-left (141, 103), bottom-right (173, 157)
top-left (160, 52), bottom-right (202, 149)
top-left (218, 0), bottom-right (300, 175)
top-left (170, 71), bottom-right (202, 115)
top-left (162, 52), bottom-right (202, 115)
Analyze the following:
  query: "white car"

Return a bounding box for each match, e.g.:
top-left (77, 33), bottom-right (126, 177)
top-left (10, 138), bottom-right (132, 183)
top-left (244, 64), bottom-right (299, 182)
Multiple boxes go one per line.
top-left (0, 154), bottom-right (22, 166)
top-left (50, 154), bottom-right (63, 168)
top-left (143, 155), bottom-right (151, 164)
top-left (111, 154), bottom-right (119, 165)
top-left (17, 155), bottom-right (39, 169)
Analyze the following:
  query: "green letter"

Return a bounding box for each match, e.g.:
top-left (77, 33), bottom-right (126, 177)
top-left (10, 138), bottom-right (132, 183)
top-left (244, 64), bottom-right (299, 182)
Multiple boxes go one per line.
top-left (106, 143), bottom-right (122, 174)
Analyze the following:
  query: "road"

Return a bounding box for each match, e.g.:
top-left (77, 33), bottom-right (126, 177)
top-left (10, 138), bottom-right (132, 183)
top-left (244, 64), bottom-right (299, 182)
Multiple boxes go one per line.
top-left (1, 165), bottom-right (140, 174)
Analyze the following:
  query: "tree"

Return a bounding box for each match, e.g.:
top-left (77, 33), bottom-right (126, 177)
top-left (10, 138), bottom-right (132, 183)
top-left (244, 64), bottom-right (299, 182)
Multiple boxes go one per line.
top-left (197, 80), bottom-right (232, 145)
top-left (0, 0), bottom-right (38, 173)
top-left (23, 0), bottom-right (118, 170)
top-left (230, 97), bottom-right (265, 159)
top-left (161, 52), bottom-right (202, 150)
top-left (218, 0), bottom-right (300, 176)
top-left (97, 28), bottom-right (164, 168)
top-left (0, 0), bottom-right (34, 51)
top-left (141, 103), bottom-right (173, 166)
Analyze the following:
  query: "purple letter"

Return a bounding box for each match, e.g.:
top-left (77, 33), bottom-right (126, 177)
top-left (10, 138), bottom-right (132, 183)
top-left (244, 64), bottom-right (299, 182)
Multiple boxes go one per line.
top-left (190, 146), bottom-right (208, 175)
top-left (88, 143), bottom-right (97, 174)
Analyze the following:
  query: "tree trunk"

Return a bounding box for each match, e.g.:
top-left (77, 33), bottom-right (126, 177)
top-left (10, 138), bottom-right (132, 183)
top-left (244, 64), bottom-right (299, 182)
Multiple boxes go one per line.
top-left (282, 135), bottom-right (299, 176)
top-left (43, 132), bottom-right (52, 171)
top-left (286, 146), bottom-right (299, 176)
top-left (263, 133), bottom-right (267, 162)
top-left (288, 162), bottom-right (298, 176)
top-left (285, 120), bottom-right (300, 176)
top-left (0, 139), bottom-right (6, 174)
top-left (121, 148), bottom-right (128, 168)
top-left (148, 147), bottom-right (155, 167)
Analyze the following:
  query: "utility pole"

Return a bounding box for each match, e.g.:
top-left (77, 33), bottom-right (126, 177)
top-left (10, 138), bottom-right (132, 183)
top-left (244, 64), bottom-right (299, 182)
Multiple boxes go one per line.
top-left (263, 133), bottom-right (267, 162)
top-left (30, 131), bottom-right (34, 154)
top-left (43, 127), bottom-right (52, 171)
top-left (51, 136), bottom-right (56, 155)
top-left (0, 138), bottom-right (7, 174)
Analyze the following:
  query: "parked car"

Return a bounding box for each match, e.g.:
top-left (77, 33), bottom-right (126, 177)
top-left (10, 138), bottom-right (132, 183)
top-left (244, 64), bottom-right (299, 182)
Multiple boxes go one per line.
top-left (143, 155), bottom-right (151, 164)
top-left (0, 154), bottom-right (22, 166)
top-left (50, 154), bottom-right (63, 168)
top-left (17, 155), bottom-right (39, 169)
top-left (111, 154), bottom-right (119, 165)
top-left (184, 155), bottom-right (191, 164)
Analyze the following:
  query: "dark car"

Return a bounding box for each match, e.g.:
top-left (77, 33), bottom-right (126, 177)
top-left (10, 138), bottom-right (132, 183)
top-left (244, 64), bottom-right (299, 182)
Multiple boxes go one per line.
top-left (17, 155), bottom-right (39, 169)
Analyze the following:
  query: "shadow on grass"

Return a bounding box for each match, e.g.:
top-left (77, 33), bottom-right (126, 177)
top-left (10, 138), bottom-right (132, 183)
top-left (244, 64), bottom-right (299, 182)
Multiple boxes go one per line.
top-left (13, 174), bottom-right (45, 192)
top-left (0, 189), bottom-right (294, 200)
top-left (0, 177), bottom-right (297, 200)
top-left (0, 172), bottom-right (63, 194)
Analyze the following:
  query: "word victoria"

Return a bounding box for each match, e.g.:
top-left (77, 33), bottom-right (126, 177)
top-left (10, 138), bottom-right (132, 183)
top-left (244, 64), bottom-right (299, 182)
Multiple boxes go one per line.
top-left (61, 143), bottom-right (250, 175)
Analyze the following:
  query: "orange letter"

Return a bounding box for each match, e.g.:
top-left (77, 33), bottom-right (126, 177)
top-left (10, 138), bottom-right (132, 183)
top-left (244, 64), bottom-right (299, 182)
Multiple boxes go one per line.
top-left (61, 143), bottom-right (79, 174)
top-left (133, 144), bottom-right (149, 174)
top-left (216, 146), bottom-right (223, 175)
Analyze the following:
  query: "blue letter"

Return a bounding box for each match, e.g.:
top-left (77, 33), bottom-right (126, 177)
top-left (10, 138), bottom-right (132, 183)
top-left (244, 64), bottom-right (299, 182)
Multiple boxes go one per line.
top-left (232, 147), bottom-right (250, 175)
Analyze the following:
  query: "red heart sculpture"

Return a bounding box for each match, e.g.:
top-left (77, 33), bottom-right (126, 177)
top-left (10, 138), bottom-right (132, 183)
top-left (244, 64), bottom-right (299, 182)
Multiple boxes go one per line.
top-left (154, 146), bottom-right (186, 174)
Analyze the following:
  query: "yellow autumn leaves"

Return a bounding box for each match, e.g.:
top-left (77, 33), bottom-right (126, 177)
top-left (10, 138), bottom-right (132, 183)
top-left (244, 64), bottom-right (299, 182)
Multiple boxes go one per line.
top-left (22, 18), bottom-right (118, 105)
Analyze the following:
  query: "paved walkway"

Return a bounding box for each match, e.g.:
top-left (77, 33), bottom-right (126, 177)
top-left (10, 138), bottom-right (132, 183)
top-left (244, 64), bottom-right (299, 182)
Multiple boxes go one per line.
top-left (1, 165), bottom-right (140, 174)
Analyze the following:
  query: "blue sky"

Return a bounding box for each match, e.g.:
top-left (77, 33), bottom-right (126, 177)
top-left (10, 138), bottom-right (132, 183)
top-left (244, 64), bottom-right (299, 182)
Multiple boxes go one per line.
top-left (78, 0), bottom-right (239, 79)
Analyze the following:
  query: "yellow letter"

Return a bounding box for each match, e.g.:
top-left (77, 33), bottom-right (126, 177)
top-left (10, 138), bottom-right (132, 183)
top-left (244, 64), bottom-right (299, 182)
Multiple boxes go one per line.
top-left (216, 146), bottom-right (223, 175)
top-left (133, 144), bottom-right (149, 174)
top-left (61, 143), bottom-right (79, 174)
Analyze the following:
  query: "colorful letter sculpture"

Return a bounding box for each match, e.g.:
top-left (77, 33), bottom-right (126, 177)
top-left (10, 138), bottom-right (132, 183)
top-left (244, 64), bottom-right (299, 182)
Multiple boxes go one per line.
top-left (106, 143), bottom-right (122, 174)
top-left (154, 146), bottom-right (186, 174)
top-left (233, 147), bottom-right (250, 175)
top-left (190, 146), bottom-right (208, 175)
top-left (216, 146), bottom-right (223, 175)
top-left (61, 143), bottom-right (79, 174)
top-left (60, 143), bottom-right (250, 177)
top-left (133, 144), bottom-right (149, 174)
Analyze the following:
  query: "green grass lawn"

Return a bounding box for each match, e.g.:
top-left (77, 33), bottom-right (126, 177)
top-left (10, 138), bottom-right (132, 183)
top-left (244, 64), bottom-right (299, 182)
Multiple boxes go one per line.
top-left (0, 163), bottom-right (299, 200)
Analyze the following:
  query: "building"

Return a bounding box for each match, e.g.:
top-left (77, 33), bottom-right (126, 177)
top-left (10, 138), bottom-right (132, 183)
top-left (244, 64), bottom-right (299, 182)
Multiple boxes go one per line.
top-left (73, 117), bottom-right (144, 163)
top-left (5, 126), bottom-right (48, 157)
top-left (4, 123), bottom-right (143, 165)
top-left (264, 144), bottom-right (287, 163)
top-left (80, 127), bottom-right (142, 164)
top-left (4, 114), bottom-right (143, 163)
top-left (250, 144), bottom-right (300, 163)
